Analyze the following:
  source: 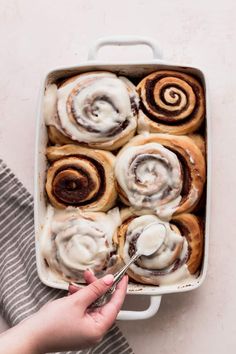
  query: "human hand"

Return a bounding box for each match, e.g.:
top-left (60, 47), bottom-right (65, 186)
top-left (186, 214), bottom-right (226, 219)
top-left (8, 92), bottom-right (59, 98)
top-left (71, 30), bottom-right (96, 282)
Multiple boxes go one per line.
top-left (22, 272), bottom-right (128, 353)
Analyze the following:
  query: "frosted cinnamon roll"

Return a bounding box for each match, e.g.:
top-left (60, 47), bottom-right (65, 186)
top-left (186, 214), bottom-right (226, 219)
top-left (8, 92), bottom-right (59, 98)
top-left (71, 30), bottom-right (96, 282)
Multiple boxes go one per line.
top-left (44, 71), bottom-right (139, 150)
top-left (115, 134), bottom-right (206, 219)
top-left (40, 206), bottom-right (121, 282)
top-left (46, 144), bottom-right (117, 211)
top-left (137, 70), bottom-right (205, 134)
top-left (116, 209), bottom-right (203, 285)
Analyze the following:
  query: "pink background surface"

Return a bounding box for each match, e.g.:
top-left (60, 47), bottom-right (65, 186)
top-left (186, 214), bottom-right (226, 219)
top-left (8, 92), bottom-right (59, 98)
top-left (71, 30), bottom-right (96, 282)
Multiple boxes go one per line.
top-left (0, 1), bottom-right (236, 353)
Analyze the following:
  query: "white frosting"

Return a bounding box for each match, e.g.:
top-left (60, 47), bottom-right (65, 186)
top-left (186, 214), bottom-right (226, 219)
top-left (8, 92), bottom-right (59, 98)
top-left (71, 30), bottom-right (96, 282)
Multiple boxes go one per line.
top-left (154, 195), bottom-right (182, 220)
top-left (136, 223), bottom-right (166, 256)
top-left (44, 84), bottom-right (58, 125)
top-left (40, 206), bottom-right (121, 281)
top-left (44, 72), bottom-right (139, 144)
top-left (115, 142), bottom-right (182, 219)
top-left (120, 76), bottom-right (140, 114)
top-left (123, 214), bottom-right (193, 285)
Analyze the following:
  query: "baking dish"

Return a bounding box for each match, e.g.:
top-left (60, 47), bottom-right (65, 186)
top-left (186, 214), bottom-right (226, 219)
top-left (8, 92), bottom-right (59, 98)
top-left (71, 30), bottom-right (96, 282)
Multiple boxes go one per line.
top-left (34, 36), bottom-right (211, 320)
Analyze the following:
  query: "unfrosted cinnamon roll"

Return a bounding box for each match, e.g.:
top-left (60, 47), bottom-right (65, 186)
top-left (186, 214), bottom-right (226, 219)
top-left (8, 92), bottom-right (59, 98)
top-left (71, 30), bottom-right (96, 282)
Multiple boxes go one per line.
top-left (40, 206), bottom-right (121, 282)
top-left (46, 144), bottom-right (117, 211)
top-left (44, 71), bottom-right (139, 150)
top-left (116, 209), bottom-right (203, 285)
top-left (115, 134), bottom-right (206, 219)
top-left (137, 70), bottom-right (205, 134)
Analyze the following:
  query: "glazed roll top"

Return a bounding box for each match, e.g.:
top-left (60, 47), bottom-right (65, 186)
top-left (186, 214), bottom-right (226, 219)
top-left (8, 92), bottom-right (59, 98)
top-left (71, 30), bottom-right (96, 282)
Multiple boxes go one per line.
top-left (46, 144), bottom-right (117, 212)
top-left (40, 206), bottom-right (121, 282)
top-left (115, 134), bottom-right (206, 219)
top-left (117, 211), bottom-right (203, 285)
top-left (137, 70), bottom-right (205, 134)
top-left (44, 71), bottom-right (139, 150)
top-left (115, 142), bottom-right (183, 218)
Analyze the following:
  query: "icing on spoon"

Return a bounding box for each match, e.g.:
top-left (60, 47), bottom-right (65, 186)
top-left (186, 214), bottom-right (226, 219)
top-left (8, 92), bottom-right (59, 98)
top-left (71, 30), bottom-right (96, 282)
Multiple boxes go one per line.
top-left (136, 223), bottom-right (166, 256)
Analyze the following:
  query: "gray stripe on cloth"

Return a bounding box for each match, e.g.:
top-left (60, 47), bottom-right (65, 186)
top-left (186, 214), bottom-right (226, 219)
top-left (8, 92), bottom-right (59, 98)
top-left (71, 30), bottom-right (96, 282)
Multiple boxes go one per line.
top-left (0, 159), bottom-right (134, 354)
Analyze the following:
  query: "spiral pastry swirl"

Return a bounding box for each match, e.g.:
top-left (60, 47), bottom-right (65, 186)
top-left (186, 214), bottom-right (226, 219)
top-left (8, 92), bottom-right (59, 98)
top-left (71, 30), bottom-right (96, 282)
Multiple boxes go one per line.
top-left (46, 144), bottom-right (117, 211)
top-left (44, 71), bottom-right (139, 150)
top-left (40, 206), bottom-right (121, 282)
top-left (115, 134), bottom-right (206, 219)
top-left (137, 70), bottom-right (205, 134)
top-left (117, 209), bottom-right (203, 285)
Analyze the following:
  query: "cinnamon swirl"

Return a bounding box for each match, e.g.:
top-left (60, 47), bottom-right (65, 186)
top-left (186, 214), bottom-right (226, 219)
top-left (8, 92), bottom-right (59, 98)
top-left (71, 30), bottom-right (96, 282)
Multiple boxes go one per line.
top-left (46, 144), bottom-right (117, 211)
top-left (137, 70), bottom-right (205, 134)
top-left (117, 209), bottom-right (203, 285)
top-left (40, 206), bottom-right (121, 282)
top-left (115, 134), bottom-right (206, 219)
top-left (44, 71), bottom-right (139, 150)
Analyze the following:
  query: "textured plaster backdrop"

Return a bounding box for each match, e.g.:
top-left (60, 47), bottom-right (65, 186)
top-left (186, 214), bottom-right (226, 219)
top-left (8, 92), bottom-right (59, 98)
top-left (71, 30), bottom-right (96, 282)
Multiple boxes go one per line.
top-left (0, 0), bottom-right (236, 353)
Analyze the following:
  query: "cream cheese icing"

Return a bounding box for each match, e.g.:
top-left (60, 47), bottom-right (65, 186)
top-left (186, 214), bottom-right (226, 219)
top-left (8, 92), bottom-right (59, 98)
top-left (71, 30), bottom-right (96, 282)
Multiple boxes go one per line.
top-left (115, 142), bottom-right (183, 219)
top-left (40, 206), bottom-right (121, 282)
top-left (123, 214), bottom-right (194, 285)
top-left (44, 72), bottom-right (139, 145)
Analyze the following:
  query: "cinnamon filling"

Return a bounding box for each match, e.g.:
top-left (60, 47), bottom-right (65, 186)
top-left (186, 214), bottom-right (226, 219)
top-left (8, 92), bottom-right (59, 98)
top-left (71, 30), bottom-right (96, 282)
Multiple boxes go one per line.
top-left (105, 119), bottom-right (129, 137)
top-left (52, 168), bottom-right (96, 204)
top-left (51, 155), bottom-right (106, 207)
top-left (159, 84), bottom-right (188, 107)
top-left (167, 147), bottom-right (192, 205)
top-left (141, 73), bottom-right (203, 126)
top-left (130, 96), bottom-right (139, 115)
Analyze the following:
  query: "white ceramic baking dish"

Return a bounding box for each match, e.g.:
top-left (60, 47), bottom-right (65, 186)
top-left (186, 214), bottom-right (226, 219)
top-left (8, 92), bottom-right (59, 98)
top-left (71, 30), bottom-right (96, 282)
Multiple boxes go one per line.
top-left (34, 36), bottom-right (211, 321)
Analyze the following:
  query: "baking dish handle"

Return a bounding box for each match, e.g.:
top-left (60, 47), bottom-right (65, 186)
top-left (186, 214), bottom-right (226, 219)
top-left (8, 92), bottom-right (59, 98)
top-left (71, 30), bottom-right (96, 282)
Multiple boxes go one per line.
top-left (88, 36), bottom-right (162, 60)
top-left (117, 295), bottom-right (162, 321)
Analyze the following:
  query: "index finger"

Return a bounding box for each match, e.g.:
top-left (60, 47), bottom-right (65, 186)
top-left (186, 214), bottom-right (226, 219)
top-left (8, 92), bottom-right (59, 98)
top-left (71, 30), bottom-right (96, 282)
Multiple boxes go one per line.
top-left (84, 269), bottom-right (97, 284)
top-left (68, 270), bottom-right (97, 295)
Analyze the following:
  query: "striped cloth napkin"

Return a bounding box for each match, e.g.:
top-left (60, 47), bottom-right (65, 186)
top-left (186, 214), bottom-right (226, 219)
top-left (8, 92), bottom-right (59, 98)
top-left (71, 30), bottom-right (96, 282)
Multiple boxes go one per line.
top-left (0, 159), bottom-right (133, 354)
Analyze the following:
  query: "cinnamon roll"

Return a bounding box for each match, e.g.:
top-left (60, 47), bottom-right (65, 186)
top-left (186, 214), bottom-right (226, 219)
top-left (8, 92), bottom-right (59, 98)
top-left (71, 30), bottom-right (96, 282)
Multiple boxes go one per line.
top-left (44, 71), bottom-right (139, 150)
top-left (137, 70), bottom-right (205, 134)
top-left (115, 134), bottom-right (206, 219)
top-left (40, 206), bottom-right (121, 282)
top-left (46, 144), bottom-right (117, 211)
top-left (116, 209), bottom-right (203, 285)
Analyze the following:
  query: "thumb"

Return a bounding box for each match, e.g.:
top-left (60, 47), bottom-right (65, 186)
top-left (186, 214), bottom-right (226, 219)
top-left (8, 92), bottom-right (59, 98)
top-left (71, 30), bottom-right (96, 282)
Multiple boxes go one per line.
top-left (75, 274), bottom-right (114, 308)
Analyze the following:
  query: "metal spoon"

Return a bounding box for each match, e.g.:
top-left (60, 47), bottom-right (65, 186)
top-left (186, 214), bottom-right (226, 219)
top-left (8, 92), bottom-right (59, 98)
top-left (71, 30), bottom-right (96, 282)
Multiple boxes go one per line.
top-left (89, 253), bottom-right (140, 308)
top-left (90, 224), bottom-right (166, 308)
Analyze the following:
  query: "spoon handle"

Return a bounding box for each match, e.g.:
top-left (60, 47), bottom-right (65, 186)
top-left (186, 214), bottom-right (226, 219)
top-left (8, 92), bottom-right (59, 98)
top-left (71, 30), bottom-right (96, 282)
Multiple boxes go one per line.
top-left (90, 253), bottom-right (140, 309)
top-left (113, 253), bottom-right (140, 284)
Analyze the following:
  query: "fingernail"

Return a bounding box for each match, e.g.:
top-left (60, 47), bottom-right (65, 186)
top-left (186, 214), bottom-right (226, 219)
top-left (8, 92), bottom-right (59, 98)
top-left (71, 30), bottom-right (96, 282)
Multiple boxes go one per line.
top-left (103, 274), bottom-right (114, 285)
top-left (70, 282), bottom-right (79, 288)
top-left (68, 284), bottom-right (73, 294)
top-left (86, 268), bottom-right (94, 274)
